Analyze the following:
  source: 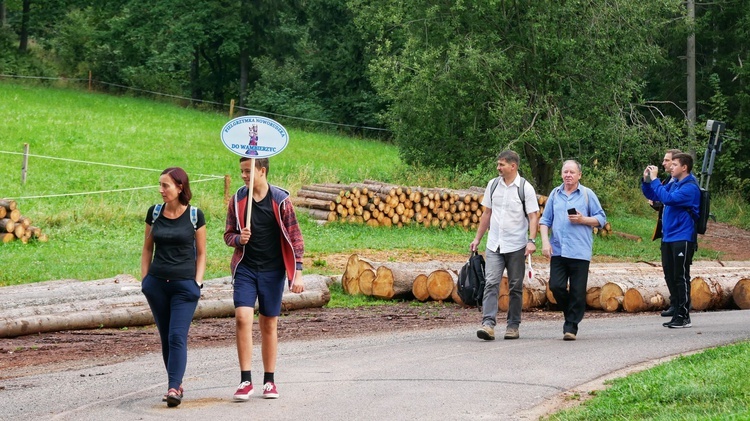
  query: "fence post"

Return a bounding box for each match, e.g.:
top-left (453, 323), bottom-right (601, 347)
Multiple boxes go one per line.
top-left (21, 143), bottom-right (29, 184)
top-left (88, 71), bottom-right (92, 91)
top-left (229, 99), bottom-right (235, 119)
top-left (224, 175), bottom-right (231, 206)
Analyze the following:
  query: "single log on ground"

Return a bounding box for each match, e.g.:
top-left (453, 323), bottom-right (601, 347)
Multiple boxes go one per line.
top-left (0, 199), bottom-right (17, 211)
top-left (583, 276), bottom-right (614, 310)
top-left (0, 218), bottom-right (14, 233)
top-left (599, 282), bottom-right (630, 312)
top-left (372, 263), bottom-right (441, 300)
top-left (412, 274), bottom-right (429, 301)
top-left (358, 268), bottom-right (376, 296)
top-left (296, 190), bottom-right (341, 203)
top-left (0, 275), bottom-right (330, 337)
top-left (603, 296), bottom-right (623, 312)
top-left (426, 269), bottom-right (455, 301)
top-left (622, 285), bottom-right (671, 313)
top-left (522, 275), bottom-right (548, 309)
top-left (299, 184), bottom-right (348, 195)
top-left (341, 254), bottom-right (360, 294)
top-left (1, 233), bottom-right (14, 243)
top-left (451, 278), bottom-right (465, 306)
top-left (612, 231), bottom-right (642, 242)
top-left (690, 275), bottom-right (740, 311)
top-left (292, 197), bottom-right (336, 211)
top-left (298, 207), bottom-right (335, 221)
top-left (498, 276), bottom-right (510, 311)
top-left (732, 278), bottom-right (750, 309)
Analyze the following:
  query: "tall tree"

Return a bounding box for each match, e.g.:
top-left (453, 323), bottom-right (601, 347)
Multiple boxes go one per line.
top-left (353, 0), bottom-right (680, 191)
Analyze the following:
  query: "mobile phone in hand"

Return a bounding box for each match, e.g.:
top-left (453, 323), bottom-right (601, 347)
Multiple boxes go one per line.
top-left (567, 208), bottom-right (577, 215)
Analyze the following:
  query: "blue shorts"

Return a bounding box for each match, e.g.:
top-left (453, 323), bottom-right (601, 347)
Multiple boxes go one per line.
top-left (233, 264), bottom-right (286, 316)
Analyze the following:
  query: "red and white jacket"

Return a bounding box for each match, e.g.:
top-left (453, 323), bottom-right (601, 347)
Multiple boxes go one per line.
top-left (224, 185), bottom-right (304, 287)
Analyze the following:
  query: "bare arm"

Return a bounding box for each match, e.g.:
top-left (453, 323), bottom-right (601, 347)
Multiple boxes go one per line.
top-left (140, 223), bottom-right (153, 279)
top-left (194, 226), bottom-right (207, 286)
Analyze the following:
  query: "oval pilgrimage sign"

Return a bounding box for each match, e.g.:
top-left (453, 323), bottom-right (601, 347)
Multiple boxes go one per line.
top-left (220, 116), bottom-right (289, 158)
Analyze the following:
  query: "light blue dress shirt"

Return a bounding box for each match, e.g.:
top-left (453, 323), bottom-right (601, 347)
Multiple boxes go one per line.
top-left (539, 183), bottom-right (607, 261)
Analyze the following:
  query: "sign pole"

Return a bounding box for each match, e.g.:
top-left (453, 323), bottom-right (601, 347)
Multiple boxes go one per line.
top-left (246, 157), bottom-right (255, 226)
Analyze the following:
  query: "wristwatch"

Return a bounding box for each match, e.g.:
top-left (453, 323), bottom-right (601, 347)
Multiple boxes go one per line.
top-left (528, 239), bottom-right (536, 243)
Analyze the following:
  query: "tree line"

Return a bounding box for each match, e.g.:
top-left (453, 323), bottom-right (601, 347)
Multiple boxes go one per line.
top-left (1, 0), bottom-right (749, 196)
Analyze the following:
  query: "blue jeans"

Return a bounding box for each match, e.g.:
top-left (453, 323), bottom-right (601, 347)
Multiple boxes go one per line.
top-left (482, 247), bottom-right (526, 329)
top-left (142, 275), bottom-right (201, 390)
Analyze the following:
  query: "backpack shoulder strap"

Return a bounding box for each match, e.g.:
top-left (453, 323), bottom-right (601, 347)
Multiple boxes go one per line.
top-left (190, 206), bottom-right (198, 230)
top-left (152, 203), bottom-right (163, 223)
top-left (517, 177), bottom-right (527, 219)
top-left (489, 177), bottom-right (500, 206)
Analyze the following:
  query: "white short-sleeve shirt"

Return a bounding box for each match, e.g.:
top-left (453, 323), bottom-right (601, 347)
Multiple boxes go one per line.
top-left (481, 174), bottom-right (539, 253)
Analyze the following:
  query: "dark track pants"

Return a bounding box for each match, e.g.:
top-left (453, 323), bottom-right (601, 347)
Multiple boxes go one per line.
top-left (661, 241), bottom-right (695, 319)
top-left (142, 275), bottom-right (201, 390)
top-left (549, 256), bottom-right (590, 335)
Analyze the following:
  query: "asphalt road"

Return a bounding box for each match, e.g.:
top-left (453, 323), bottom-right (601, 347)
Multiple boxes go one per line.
top-left (1, 310), bottom-right (749, 421)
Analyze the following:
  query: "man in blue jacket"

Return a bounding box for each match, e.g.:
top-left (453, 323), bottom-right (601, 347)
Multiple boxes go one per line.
top-left (641, 152), bottom-right (701, 328)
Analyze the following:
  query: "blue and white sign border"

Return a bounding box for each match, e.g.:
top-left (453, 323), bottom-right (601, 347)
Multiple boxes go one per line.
top-left (220, 116), bottom-right (289, 158)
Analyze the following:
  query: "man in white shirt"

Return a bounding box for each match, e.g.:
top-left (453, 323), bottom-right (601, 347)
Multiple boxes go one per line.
top-left (470, 150), bottom-right (539, 340)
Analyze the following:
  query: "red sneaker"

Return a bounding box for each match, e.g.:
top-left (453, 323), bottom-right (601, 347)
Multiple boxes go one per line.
top-left (233, 381), bottom-right (254, 401)
top-left (262, 382), bottom-right (279, 399)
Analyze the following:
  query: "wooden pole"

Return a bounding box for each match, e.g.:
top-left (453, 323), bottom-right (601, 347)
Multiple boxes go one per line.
top-left (21, 143), bottom-right (29, 184)
top-left (246, 158), bottom-right (255, 225)
top-left (88, 70), bottom-right (92, 91)
top-left (224, 174), bottom-right (231, 206)
top-left (229, 99), bottom-right (235, 119)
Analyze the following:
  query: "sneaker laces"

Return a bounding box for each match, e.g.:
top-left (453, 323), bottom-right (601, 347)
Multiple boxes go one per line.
top-left (263, 382), bottom-right (275, 391)
top-left (237, 381), bottom-right (252, 390)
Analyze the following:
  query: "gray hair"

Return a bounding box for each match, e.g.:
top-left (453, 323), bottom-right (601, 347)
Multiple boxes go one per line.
top-left (562, 159), bottom-right (582, 173)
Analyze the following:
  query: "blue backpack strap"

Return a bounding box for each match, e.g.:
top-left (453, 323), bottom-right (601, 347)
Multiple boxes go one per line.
top-left (190, 206), bottom-right (198, 230)
top-left (152, 203), bottom-right (163, 223)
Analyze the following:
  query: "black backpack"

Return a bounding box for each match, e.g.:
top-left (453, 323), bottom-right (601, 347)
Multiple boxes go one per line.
top-left (685, 178), bottom-right (710, 235)
top-left (457, 252), bottom-right (486, 309)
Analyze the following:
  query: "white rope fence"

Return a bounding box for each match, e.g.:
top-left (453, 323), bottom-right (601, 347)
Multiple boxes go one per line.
top-left (0, 149), bottom-right (225, 200)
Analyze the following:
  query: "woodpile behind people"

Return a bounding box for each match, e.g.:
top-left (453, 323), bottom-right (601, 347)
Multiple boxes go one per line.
top-left (294, 180), bottom-right (625, 240)
top-left (0, 199), bottom-right (48, 244)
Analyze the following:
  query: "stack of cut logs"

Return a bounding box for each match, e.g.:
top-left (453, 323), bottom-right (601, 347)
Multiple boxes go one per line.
top-left (0, 199), bottom-right (48, 244)
top-left (341, 254), bottom-right (750, 312)
top-left (294, 180), bottom-right (623, 238)
top-left (295, 180), bottom-right (547, 230)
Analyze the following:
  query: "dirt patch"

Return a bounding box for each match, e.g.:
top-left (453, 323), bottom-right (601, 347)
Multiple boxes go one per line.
top-left (1, 220), bottom-right (749, 382)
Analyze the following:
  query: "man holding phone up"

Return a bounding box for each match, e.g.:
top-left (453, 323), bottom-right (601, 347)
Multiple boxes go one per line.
top-left (540, 160), bottom-right (607, 340)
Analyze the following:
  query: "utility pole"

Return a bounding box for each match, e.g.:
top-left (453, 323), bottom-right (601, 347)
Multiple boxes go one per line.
top-left (687, 0), bottom-right (697, 143)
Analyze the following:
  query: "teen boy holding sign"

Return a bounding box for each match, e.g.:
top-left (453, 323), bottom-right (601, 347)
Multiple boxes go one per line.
top-left (224, 157), bottom-right (305, 400)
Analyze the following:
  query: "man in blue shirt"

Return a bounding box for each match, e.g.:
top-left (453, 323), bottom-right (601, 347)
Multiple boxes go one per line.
top-left (540, 160), bottom-right (607, 341)
top-left (641, 153), bottom-right (700, 328)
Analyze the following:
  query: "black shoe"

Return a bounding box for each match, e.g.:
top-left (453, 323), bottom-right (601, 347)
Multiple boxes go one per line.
top-left (665, 317), bottom-right (692, 329)
top-left (661, 307), bottom-right (675, 317)
top-left (166, 388), bottom-right (183, 407)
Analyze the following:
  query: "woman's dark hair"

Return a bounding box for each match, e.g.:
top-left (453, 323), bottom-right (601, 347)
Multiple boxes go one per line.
top-left (162, 167), bottom-right (192, 205)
